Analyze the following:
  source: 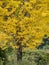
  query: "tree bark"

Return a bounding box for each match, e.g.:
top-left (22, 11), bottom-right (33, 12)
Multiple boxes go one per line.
top-left (17, 44), bottom-right (22, 64)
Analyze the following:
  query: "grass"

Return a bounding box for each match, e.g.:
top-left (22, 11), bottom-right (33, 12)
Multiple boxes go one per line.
top-left (0, 49), bottom-right (49, 65)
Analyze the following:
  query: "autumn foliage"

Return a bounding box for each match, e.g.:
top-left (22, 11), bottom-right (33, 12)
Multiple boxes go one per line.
top-left (0, 0), bottom-right (49, 50)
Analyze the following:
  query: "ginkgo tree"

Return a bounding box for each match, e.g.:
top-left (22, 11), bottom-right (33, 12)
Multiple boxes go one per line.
top-left (0, 0), bottom-right (49, 62)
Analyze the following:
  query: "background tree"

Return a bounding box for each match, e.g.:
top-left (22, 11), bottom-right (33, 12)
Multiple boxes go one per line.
top-left (37, 34), bottom-right (49, 49)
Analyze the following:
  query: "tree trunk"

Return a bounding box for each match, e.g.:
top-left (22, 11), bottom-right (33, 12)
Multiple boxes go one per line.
top-left (17, 44), bottom-right (22, 64)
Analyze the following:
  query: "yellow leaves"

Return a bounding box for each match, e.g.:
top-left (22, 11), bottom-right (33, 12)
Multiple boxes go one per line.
top-left (0, 39), bottom-right (7, 50)
top-left (0, 0), bottom-right (49, 50)
top-left (11, 1), bottom-right (21, 7)
top-left (0, 32), bottom-right (8, 40)
top-left (0, 7), bottom-right (4, 15)
top-left (24, 2), bottom-right (31, 8)
top-left (10, 42), bottom-right (14, 47)
top-left (0, 43), bottom-right (6, 47)
top-left (41, 11), bottom-right (49, 17)
top-left (10, 42), bottom-right (19, 49)
top-left (2, 46), bottom-right (7, 50)
top-left (0, 1), bottom-right (2, 6)
top-left (7, 27), bottom-right (16, 34)
top-left (30, 0), bottom-right (36, 3)
top-left (0, 43), bottom-right (7, 50)
top-left (12, 46), bottom-right (19, 49)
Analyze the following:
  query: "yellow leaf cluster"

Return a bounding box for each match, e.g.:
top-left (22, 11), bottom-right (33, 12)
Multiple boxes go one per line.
top-left (0, 0), bottom-right (49, 50)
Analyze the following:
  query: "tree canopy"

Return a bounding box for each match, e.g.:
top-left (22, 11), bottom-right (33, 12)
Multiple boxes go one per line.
top-left (0, 0), bottom-right (49, 50)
